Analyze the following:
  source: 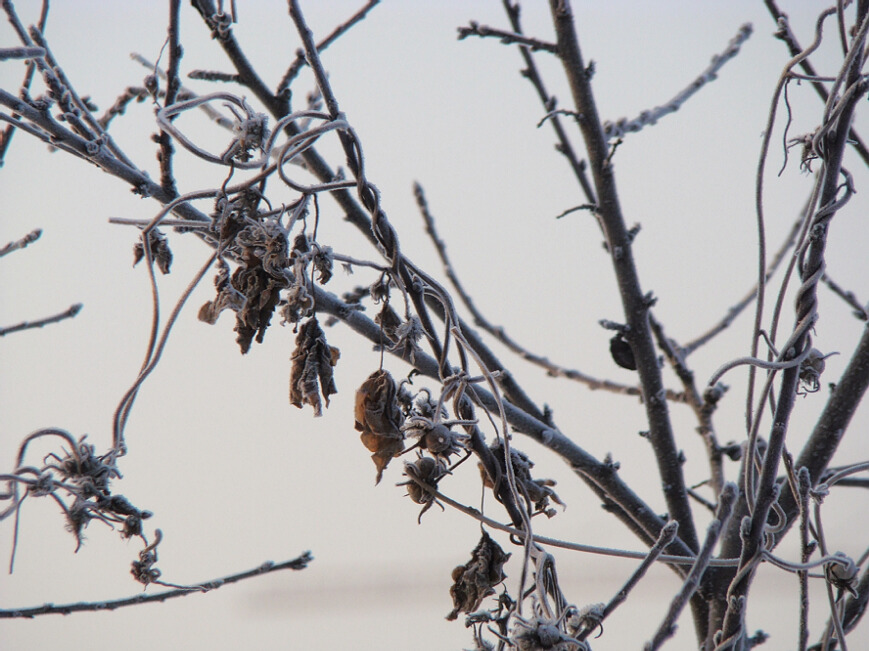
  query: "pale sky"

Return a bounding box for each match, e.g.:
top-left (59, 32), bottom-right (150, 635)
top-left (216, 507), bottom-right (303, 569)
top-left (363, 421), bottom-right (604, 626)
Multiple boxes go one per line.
top-left (2, 2), bottom-right (869, 649)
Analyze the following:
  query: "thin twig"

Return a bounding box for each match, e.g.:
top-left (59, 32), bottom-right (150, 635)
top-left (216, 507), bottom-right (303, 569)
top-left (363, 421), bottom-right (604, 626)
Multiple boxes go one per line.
top-left (0, 551), bottom-right (312, 619)
top-left (796, 465), bottom-right (812, 651)
top-left (576, 521), bottom-right (680, 642)
top-left (684, 211), bottom-right (803, 355)
top-left (0, 228), bottom-right (41, 257)
top-left (109, 217), bottom-right (211, 229)
top-left (603, 24), bottom-right (753, 140)
top-left (0, 45), bottom-right (44, 60)
top-left (415, 182), bottom-right (684, 402)
top-left (764, 0), bottom-right (869, 168)
top-left (822, 272), bottom-right (869, 321)
top-left (403, 471), bottom-right (732, 567)
top-left (0, 0), bottom-right (47, 166)
top-left (187, 69), bottom-right (242, 83)
top-left (157, 0), bottom-right (183, 196)
top-left (276, 0), bottom-right (380, 95)
top-left (649, 314), bottom-right (725, 496)
top-left (131, 54), bottom-right (236, 130)
top-left (499, 0), bottom-right (595, 203)
top-left (645, 483), bottom-right (737, 651)
top-left (457, 21), bottom-right (557, 53)
top-left (0, 304), bottom-right (82, 337)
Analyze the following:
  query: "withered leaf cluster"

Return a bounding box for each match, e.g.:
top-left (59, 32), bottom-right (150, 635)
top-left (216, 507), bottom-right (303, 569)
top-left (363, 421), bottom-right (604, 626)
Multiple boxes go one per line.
top-left (43, 440), bottom-right (152, 550)
top-left (483, 440), bottom-right (564, 518)
top-left (354, 369), bottom-right (405, 483)
top-left (289, 317), bottom-right (339, 416)
top-left (447, 532), bottom-right (511, 621)
top-left (198, 201), bottom-right (292, 353)
top-left (231, 255), bottom-right (287, 353)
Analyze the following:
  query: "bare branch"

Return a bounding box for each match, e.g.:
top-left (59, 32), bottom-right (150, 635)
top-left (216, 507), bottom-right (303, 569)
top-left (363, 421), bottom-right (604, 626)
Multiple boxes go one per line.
top-left (0, 45), bottom-right (44, 60)
top-left (604, 24), bottom-right (753, 140)
top-left (0, 228), bottom-right (41, 257)
top-left (0, 304), bottom-right (82, 337)
top-left (577, 521), bottom-right (680, 643)
top-left (277, 0), bottom-right (380, 94)
top-left (549, 0), bottom-right (699, 558)
top-left (0, 551), bottom-right (312, 619)
top-left (415, 182), bottom-right (684, 402)
top-left (156, 0), bottom-right (183, 196)
top-left (457, 21), bottom-right (557, 53)
top-left (822, 272), bottom-right (869, 321)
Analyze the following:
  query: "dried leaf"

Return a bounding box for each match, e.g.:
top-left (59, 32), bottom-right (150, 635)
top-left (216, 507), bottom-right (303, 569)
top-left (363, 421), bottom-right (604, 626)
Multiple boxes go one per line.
top-left (133, 229), bottom-right (172, 274)
top-left (482, 440), bottom-right (564, 517)
top-left (374, 303), bottom-right (402, 341)
top-left (289, 317), bottom-right (339, 416)
top-left (447, 532), bottom-right (510, 621)
top-left (313, 245), bottom-right (333, 284)
top-left (355, 369), bottom-right (405, 483)
top-left (233, 264), bottom-right (283, 354)
top-left (198, 261), bottom-right (243, 326)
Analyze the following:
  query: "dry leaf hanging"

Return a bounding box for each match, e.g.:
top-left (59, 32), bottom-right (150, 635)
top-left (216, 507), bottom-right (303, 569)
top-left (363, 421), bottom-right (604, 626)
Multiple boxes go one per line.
top-left (482, 440), bottom-right (564, 518)
top-left (447, 532), bottom-right (510, 621)
top-left (355, 369), bottom-right (405, 483)
top-left (133, 229), bottom-right (173, 275)
top-left (289, 317), bottom-right (339, 416)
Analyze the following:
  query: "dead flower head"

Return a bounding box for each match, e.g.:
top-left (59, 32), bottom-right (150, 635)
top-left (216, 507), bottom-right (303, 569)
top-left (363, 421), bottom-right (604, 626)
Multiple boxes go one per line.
top-left (399, 455), bottom-right (447, 522)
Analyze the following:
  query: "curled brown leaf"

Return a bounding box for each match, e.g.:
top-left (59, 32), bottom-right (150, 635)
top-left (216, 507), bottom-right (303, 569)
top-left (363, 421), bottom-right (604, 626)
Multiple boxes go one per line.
top-left (355, 369), bottom-right (405, 483)
top-left (447, 531), bottom-right (510, 621)
top-left (482, 440), bottom-right (565, 518)
top-left (289, 317), bottom-right (339, 416)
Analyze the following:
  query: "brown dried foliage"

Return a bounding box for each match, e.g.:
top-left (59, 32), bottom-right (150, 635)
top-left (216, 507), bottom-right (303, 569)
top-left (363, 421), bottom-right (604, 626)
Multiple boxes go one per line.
top-left (482, 440), bottom-right (564, 518)
top-left (132, 229), bottom-right (173, 275)
top-left (289, 317), bottom-right (339, 416)
top-left (354, 369), bottom-right (405, 483)
top-left (447, 531), bottom-right (511, 621)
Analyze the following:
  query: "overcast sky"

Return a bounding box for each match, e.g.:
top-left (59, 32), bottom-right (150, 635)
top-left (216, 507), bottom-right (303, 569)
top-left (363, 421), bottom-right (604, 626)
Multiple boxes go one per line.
top-left (2, 2), bottom-right (869, 649)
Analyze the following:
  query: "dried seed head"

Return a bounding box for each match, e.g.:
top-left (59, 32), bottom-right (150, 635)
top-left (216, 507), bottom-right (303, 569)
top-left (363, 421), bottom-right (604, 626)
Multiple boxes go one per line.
top-left (799, 348), bottom-right (836, 394)
top-left (825, 553), bottom-right (859, 597)
top-left (402, 417), bottom-right (469, 461)
top-left (399, 455), bottom-right (447, 522)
